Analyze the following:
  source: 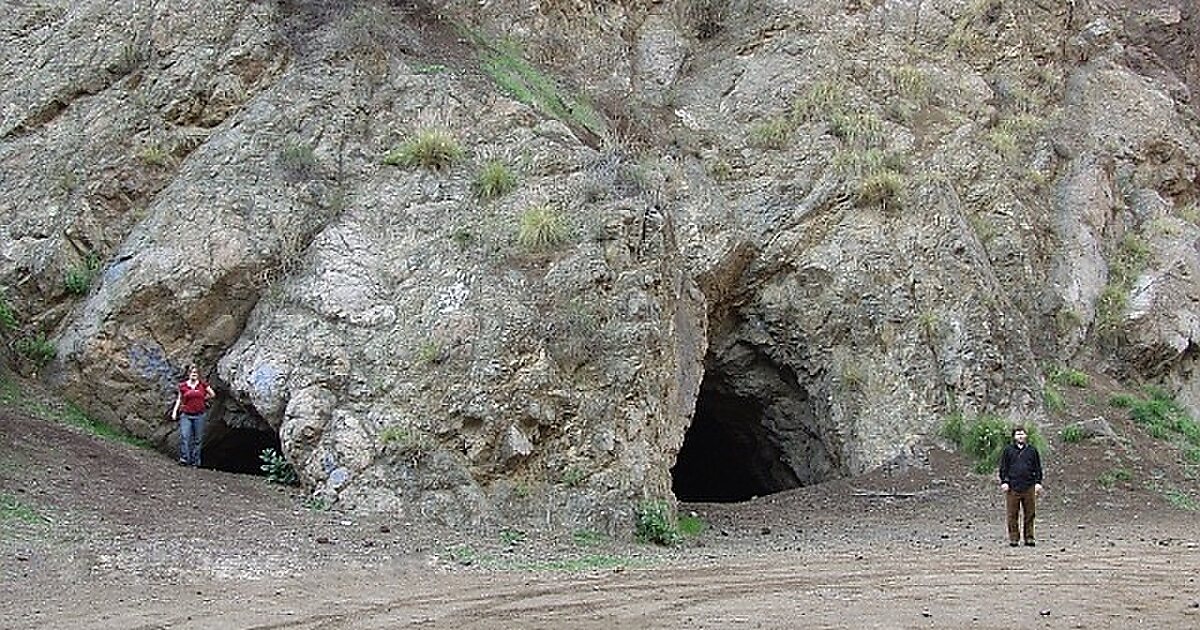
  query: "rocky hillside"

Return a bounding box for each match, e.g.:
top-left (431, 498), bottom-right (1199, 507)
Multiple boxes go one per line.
top-left (1, 0), bottom-right (1197, 532)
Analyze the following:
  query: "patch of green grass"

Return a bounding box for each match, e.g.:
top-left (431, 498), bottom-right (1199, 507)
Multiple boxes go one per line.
top-left (414, 63), bottom-right (446, 75)
top-left (1097, 467), bottom-right (1132, 488)
top-left (940, 413), bottom-right (1047, 474)
top-left (1046, 365), bottom-right (1089, 388)
top-left (856, 168), bottom-right (905, 208)
top-left (14, 334), bottom-right (56, 365)
top-left (1111, 387), bottom-right (1200, 450)
top-left (302, 496), bottom-right (331, 511)
top-left (0, 290), bottom-right (17, 331)
top-left (1, 494), bottom-right (48, 525)
top-left (473, 159), bottom-right (517, 200)
top-left (1097, 234), bottom-right (1152, 333)
top-left (1043, 384), bottom-right (1066, 414)
top-left (500, 527), bottom-right (527, 546)
top-left (748, 116), bottom-right (792, 149)
top-left (829, 111), bottom-right (885, 148)
top-left (61, 404), bottom-right (150, 448)
top-left (379, 426), bottom-right (435, 454)
top-left (383, 129), bottom-right (464, 171)
top-left (64, 253), bottom-right (101, 296)
top-left (1060, 424), bottom-right (1085, 444)
top-left (517, 204), bottom-right (570, 252)
top-left (678, 512), bottom-right (706, 537)
top-left (634, 499), bottom-right (681, 546)
top-left (415, 340), bottom-right (446, 365)
top-left (479, 38), bottom-right (606, 139)
top-left (572, 529), bottom-right (605, 547)
top-left (561, 465), bottom-right (587, 487)
top-left (445, 543), bottom-right (481, 566)
top-left (1160, 487), bottom-right (1198, 511)
top-left (137, 144), bottom-right (173, 167)
top-left (791, 80), bottom-right (847, 123)
top-left (889, 64), bottom-right (931, 102)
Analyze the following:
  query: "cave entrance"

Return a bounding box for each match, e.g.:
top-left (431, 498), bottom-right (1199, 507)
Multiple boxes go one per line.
top-left (672, 341), bottom-right (839, 503)
top-left (199, 403), bottom-right (280, 475)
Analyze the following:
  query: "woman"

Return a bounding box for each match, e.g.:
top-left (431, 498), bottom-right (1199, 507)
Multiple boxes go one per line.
top-left (172, 365), bottom-right (215, 467)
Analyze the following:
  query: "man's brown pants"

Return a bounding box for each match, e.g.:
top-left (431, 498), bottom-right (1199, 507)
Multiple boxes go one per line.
top-left (1006, 488), bottom-right (1036, 543)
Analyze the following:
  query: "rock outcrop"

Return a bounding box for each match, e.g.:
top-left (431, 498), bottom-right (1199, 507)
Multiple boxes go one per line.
top-left (2, 0), bottom-right (1197, 532)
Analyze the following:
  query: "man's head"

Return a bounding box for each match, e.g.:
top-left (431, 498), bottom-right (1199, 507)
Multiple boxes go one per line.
top-left (1011, 426), bottom-right (1028, 445)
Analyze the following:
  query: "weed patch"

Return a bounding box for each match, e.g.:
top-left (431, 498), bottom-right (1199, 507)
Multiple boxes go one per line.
top-left (64, 253), bottom-right (101, 296)
top-left (384, 129), bottom-right (464, 171)
top-left (1, 493), bottom-right (49, 525)
top-left (1060, 424), bottom-right (1085, 444)
top-left (517, 204), bottom-right (570, 252)
top-left (1110, 388), bottom-right (1200, 459)
top-left (473, 159), bottom-right (517, 200)
top-left (15, 334), bottom-right (56, 365)
top-left (259, 448), bottom-right (297, 485)
top-left (634, 499), bottom-right (682, 546)
top-left (61, 404), bottom-right (149, 448)
top-left (940, 413), bottom-right (1046, 474)
top-left (479, 38), bottom-right (606, 139)
top-left (1097, 467), bottom-right (1132, 488)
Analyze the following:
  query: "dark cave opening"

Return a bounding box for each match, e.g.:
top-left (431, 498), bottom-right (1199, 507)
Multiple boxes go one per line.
top-left (671, 375), bottom-right (803, 503)
top-left (196, 404), bottom-right (281, 475)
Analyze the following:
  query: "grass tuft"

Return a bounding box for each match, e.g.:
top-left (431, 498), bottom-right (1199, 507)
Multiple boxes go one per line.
top-left (384, 129), bottom-right (464, 171)
top-left (517, 204), bottom-right (570, 252)
top-left (473, 159), bottom-right (517, 200)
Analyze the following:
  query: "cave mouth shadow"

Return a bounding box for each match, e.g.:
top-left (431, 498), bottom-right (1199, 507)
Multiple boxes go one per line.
top-left (200, 418), bottom-right (281, 476)
top-left (671, 374), bottom-right (803, 503)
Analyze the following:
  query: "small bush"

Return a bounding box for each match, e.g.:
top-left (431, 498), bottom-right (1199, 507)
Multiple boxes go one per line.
top-left (749, 116), bottom-right (792, 149)
top-left (1043, 384), bottom-right (1066, 414)
top-left (0, 291), bottom-right (17, 331)
top-left (64, 254), bottom-right (101, 296)
top-left (791, 80), bottom-right (847, 123)
top-left (857, 169), bottom-right (905, 208)
top-left (473, 159), bottom-right (517, 199)
top-left (634, 499), bottom-right (681, 546)
top-left (15, 334), bottom-right (55, 365)
top-left (259, 448), bottom-right (297, 485)
top-left (384, 129), bottom-right (464, 171)
top-left (1060, 424), bottom-right (1085, 444)
top-left (1046, 365), bottom-right (1089, 388)
top-left (517, 204), bottom-right (569, 252)
top-left (829, 111), bottom-right (884, 147)
top-left (137, 145), bottom-right (173, 167)
top-left (889, 64), bottom-right (930, 102)
top-left (941, 413), bottom-right (1045, 474)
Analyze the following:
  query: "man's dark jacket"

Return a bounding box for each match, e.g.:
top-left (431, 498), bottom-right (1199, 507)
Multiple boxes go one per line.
top-left (999, 443), bottom-right (1043, 491)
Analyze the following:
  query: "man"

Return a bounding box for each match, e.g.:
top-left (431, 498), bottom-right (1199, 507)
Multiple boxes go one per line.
top-left (999, 425), bottom-right (1043, 547)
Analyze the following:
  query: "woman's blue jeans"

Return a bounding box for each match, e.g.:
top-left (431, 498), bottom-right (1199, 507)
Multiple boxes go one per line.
top-left (178, 412), bottom-right (206, 467)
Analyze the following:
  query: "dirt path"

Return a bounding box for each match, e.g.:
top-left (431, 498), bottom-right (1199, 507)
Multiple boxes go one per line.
top-left (3, 408), bottom-right (1200, 629)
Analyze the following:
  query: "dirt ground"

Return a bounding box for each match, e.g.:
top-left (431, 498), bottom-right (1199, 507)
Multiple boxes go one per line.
top-left (3, 384), bottom-right (1200, 629)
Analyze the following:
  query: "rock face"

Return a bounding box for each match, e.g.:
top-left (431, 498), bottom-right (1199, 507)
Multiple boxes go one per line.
top-left (2, 0), bottom-right (1198, 531)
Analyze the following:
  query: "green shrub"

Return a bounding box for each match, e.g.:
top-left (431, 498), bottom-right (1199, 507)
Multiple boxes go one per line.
top-left (677, 512), bottom-right (706, 537)
top-left (383, 129), bottom-right (464, 170)
top-left (634, 499), bottom-right (681, 546)
top-left (0, 291), bottom-right (16, 331)
top-left (15, 334), bottom-right (55, 365)
top-left (941, 413), bottom-right (1045, 474)
top-left (791, 80), bottom-right (847, 123)
top-left (749, 116), bottom-right (792, 149)
top-left (480, 39), bottom-right (606, 139)
top-left (1097, 467), bottom-right (1132, 488)
top-left (64, 254), bottom-right (101, 296)
top-left (473, 159), bottom-right (517, 199)
top-left (259, 448), bottom-right (297, 485)
top-left (517, 204), bottom-right (569, 252)
top-left (1060, 424), bottom-right (1085, 444)
top-left (829, 111), bottom-right (884, 147)
top-left (889, 64), bottom-right (930, 102)
top-left (1046, 365), bottom-right (1090, 388)
top-left (856, 169), bottom-right (905, 207)
top-left (137, 145), bottom-right (173, 167)
top-left (1043, 384), bottom-right (1066, 414)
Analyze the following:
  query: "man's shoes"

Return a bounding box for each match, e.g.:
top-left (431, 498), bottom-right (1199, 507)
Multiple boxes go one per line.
top-left (1009, 541), bottom-right (1019, 547)
top-left (1024, 541), bottom-right (1036, 547)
